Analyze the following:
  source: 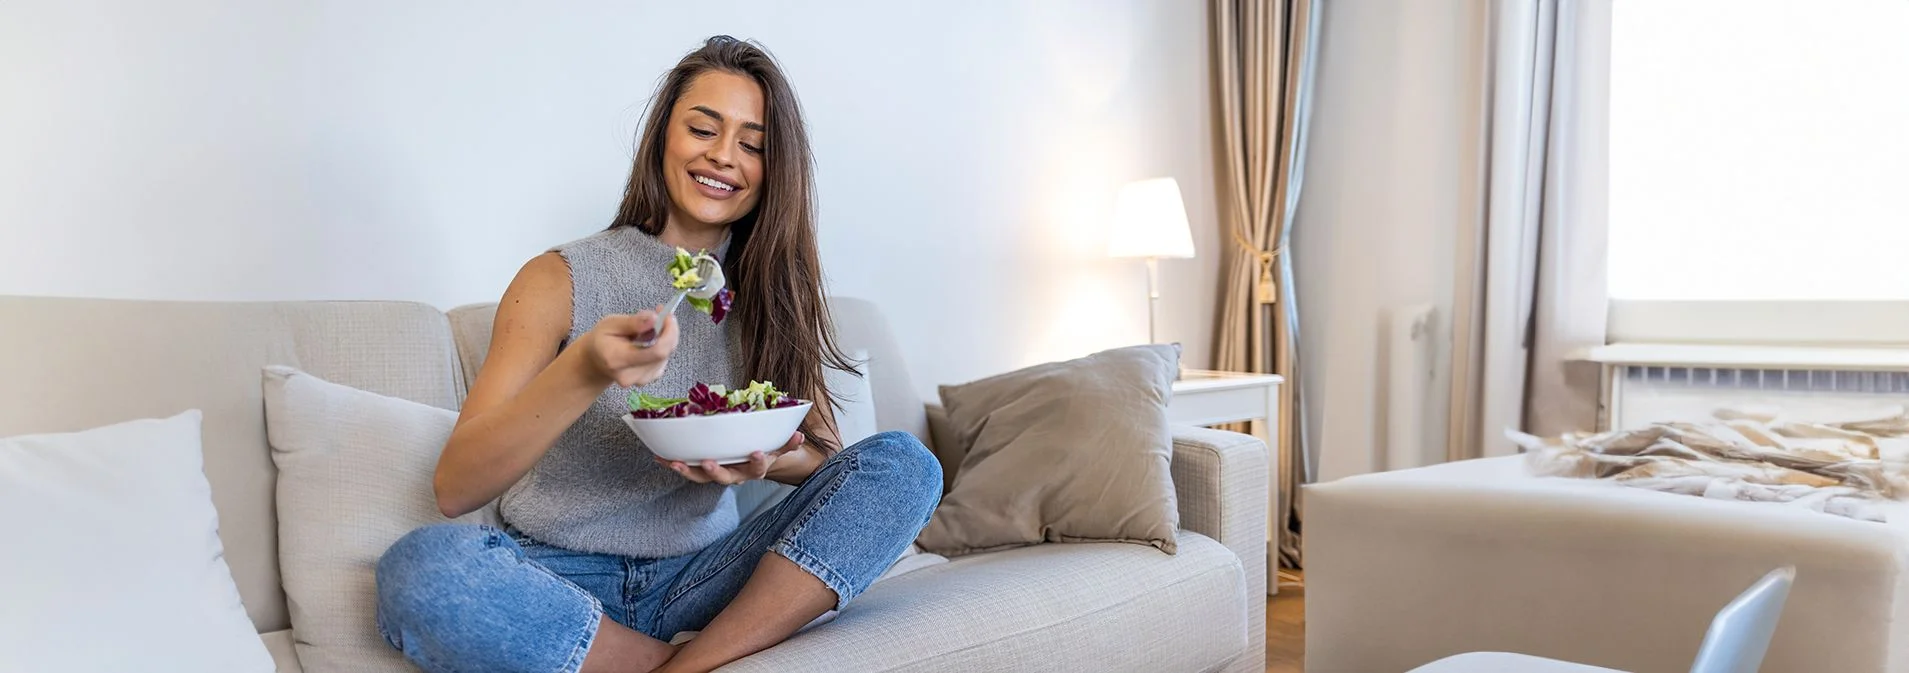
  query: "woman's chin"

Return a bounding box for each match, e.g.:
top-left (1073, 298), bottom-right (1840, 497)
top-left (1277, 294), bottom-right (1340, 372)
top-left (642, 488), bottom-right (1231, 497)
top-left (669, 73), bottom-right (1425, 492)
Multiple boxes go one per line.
top-left (685, 209), bottom-right (746, 228)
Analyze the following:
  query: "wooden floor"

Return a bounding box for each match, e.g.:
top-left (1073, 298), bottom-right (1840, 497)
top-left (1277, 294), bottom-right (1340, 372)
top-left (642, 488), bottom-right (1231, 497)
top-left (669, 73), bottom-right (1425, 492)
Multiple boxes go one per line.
top-left (1266, 573), bottom-right (1304, 673)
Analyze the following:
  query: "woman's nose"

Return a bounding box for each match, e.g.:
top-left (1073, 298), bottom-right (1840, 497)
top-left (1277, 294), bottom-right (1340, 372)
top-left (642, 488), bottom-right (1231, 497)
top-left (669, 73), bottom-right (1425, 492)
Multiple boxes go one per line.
top-left (705, 142), bottom-right (734, 168)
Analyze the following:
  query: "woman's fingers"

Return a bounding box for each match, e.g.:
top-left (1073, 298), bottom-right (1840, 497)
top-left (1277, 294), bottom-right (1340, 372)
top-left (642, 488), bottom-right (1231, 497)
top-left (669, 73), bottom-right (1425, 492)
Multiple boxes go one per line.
top-left (773, 432), bottom-right (806, 456)
top-left (697, 459), bottom-right (735, 482)
top-left (693, 460), bottom-right (733, 485)
top-left (599, 308), bottom-right (679, 387)
top-left (644, 307), bottom-right (678, 349)
top-left (602, 308), bottom-right (675, 349)
top-left (599, 311), bottom-right (657, 338)
top-left (656, 454), bottom-right (774, 485)
top-left (660, 459), bottom-right (710, 484)
top-left (744, 450), bottom-right (774, 476)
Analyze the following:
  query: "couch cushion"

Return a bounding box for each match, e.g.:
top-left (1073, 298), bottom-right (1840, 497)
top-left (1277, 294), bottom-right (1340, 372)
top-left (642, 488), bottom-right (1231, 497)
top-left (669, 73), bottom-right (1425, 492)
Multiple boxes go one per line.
top-left (715, 532), bottom-right (1247, 673)
top-left (0, 296), bottom-right (467, 635)
top-left (261, 630), bottom-right (302, 673)
top-left (263, 366), bottom-right (501, 672)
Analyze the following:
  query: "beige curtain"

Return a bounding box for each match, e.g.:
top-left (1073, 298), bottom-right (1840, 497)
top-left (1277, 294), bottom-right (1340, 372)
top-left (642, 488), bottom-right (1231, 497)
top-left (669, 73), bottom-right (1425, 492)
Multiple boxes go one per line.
top-left (1448, 0), bottom-right (1610, 460)
top-left (1211, 0), bottom-right (1320, 570)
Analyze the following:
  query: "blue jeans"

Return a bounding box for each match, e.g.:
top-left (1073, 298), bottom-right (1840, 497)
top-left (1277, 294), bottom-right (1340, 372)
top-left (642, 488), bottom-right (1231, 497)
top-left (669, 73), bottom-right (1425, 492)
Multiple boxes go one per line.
top-left (374, 431), bottom-right (942, 673)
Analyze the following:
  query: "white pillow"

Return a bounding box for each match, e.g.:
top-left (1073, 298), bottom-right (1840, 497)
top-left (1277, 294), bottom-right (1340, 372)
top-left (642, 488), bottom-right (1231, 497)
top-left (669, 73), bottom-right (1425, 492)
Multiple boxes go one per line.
top-left (261, 365), bottom-right (499, 673)
top-left (833, 348), bottom-right (880, 446)
top-left (0, 410), bottom-right (275, 673)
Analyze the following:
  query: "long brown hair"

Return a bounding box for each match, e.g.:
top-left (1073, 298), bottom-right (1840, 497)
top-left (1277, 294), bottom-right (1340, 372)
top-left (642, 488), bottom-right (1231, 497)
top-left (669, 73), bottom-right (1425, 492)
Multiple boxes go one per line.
top-left (609, 35), bottom-right (854, 453)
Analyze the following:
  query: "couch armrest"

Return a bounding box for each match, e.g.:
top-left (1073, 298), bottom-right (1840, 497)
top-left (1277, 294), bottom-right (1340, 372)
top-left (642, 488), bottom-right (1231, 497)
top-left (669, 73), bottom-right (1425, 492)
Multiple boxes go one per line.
top-left (1171, 424), bottom-right (1268, 672)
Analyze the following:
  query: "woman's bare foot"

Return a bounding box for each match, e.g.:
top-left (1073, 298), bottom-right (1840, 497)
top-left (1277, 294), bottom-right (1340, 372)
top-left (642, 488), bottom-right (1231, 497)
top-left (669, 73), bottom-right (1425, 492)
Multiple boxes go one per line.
top-left (580, 616), bottom-right (678, 673)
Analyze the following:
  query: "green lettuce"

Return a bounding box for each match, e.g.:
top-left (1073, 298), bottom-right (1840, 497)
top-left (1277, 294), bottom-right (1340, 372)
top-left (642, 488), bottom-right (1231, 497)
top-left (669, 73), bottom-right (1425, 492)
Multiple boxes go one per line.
top-left (667, 248), bottom-right (703, 290)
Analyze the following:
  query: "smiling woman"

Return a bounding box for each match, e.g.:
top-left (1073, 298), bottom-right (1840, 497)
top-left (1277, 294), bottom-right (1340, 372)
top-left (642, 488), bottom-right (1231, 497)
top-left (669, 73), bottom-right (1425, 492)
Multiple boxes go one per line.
top-left (371, 35), bottom-right (944, 673)
top-left (612, 37), bottom-right (852, 433)
top-left (658, 77), bottom-right (767, 240)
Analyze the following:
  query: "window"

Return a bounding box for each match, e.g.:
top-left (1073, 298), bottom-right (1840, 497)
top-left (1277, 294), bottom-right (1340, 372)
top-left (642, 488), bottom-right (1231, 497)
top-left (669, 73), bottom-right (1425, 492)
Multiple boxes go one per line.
top-left (1605, 0), bottom-right (1909, 343)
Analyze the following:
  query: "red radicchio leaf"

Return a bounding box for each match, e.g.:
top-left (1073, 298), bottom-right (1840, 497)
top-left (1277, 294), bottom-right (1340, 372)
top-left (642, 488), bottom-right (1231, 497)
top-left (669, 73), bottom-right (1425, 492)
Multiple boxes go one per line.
top-left (687, 382), bottom-right (726, 410)
top-left (710, 288), bottom-right (734, 325)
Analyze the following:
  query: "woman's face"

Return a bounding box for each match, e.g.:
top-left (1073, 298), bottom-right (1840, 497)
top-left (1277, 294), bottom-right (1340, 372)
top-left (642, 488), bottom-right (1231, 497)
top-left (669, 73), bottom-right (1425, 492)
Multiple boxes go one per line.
top-left (663, 71), bottom-right (767, 231)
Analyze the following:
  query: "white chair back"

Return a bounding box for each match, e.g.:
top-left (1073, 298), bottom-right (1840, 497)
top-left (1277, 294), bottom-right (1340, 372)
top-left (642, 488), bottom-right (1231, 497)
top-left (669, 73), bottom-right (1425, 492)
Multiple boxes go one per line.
top-left (1688, 566), bottom-right (1795, 673)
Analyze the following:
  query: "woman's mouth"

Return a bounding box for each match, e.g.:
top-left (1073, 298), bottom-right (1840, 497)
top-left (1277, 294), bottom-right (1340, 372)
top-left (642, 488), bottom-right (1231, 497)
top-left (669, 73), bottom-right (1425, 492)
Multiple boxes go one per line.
top-left (691, 172), bottom-right (738, 199)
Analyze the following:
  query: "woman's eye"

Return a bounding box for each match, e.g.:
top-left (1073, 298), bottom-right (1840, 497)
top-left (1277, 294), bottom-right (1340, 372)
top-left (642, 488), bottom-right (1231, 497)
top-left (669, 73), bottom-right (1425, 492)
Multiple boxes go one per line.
top-left (741, 143), bottom-right (762, 154)
top-left (689, 127), bottom-right (716, 138)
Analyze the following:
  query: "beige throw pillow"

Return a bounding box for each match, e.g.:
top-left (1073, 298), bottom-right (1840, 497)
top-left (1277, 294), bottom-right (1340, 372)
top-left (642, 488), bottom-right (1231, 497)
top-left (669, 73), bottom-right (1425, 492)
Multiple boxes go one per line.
top-left (262, 366), bottom-right (500, 673)
top-left (917, 344), bottom-right (1181, 556)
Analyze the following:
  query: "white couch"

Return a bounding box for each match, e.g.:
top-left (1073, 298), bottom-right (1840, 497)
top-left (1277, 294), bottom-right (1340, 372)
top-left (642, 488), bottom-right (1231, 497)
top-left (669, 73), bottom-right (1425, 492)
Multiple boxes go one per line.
top-left (0, 294), bottom-right (1268, 672)
top-left (1305, 455), bottom-right (1909, 673)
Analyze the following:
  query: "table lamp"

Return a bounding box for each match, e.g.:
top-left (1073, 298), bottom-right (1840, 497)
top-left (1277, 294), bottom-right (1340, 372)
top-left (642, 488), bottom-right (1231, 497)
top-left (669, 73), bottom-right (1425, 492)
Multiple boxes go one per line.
top-left (1108, 177), bottom-right (1195, 344)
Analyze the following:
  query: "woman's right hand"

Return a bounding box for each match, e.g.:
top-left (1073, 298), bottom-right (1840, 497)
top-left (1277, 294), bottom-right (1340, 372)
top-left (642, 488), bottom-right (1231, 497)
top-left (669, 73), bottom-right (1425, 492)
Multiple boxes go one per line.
top-left (577, 306), bottom-right (679, 388)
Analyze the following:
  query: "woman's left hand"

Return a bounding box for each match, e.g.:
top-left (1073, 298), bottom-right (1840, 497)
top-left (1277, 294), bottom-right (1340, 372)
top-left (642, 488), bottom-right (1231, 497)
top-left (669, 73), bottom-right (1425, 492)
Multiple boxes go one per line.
top-left (657, 431), bottom-right (806, 485)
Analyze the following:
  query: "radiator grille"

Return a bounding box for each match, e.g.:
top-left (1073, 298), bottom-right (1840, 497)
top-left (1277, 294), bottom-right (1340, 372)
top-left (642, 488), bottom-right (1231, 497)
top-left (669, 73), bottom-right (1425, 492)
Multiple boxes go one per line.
top-left (1620, 366), bottom-right (1909, 394)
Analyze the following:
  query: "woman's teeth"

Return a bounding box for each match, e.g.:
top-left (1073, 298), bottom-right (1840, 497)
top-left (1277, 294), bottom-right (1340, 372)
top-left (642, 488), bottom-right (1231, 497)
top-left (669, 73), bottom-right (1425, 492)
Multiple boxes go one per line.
top-left (694, 175), bottom-right (735, 191)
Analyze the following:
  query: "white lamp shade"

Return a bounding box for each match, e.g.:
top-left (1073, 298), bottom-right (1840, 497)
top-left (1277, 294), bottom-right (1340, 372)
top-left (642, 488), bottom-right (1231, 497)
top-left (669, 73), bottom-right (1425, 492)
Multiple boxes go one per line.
top-left (1108, 177), bottom-right (1195, 259)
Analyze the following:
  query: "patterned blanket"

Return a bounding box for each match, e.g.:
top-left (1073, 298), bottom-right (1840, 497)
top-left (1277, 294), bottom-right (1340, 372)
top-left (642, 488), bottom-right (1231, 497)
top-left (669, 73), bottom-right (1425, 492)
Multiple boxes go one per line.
top-left (1512, 409), bottom-right (1909, 522)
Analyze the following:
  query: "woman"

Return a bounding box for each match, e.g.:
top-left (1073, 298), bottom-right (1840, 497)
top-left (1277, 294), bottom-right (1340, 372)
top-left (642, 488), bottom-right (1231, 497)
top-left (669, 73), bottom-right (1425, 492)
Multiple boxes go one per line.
top-left (374, 36), bottom-right (943, 673)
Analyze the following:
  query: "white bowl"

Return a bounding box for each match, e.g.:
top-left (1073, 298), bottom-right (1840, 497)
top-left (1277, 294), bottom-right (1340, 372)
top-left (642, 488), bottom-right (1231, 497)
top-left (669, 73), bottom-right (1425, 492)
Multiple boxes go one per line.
top-left (622, 401), bottom-right (813, 465)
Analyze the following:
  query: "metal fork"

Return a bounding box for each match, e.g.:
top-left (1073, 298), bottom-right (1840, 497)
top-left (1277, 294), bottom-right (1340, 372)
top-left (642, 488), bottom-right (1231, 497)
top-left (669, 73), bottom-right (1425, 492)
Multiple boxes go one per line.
top-left (638, 255), bottom-right (724, 348)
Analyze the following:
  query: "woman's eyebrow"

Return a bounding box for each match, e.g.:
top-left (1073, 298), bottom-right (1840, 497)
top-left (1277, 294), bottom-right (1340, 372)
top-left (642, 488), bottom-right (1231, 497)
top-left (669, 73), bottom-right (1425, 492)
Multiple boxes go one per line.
top-left (690, 105), bottom-right (765, 133)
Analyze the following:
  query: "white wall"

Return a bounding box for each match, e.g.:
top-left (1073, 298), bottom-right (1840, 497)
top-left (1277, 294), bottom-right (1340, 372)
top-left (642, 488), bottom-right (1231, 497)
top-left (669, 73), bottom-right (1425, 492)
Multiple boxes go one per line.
top-left (0, 1), bottom-right (1220, 395)
top-left (1295, 0), bottom-right (1485, 481)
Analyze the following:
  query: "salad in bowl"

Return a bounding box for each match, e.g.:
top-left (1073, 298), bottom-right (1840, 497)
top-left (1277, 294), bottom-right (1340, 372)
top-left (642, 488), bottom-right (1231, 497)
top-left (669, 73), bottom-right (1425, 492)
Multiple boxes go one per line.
top-left (623, 381), bottom-right (811, 465)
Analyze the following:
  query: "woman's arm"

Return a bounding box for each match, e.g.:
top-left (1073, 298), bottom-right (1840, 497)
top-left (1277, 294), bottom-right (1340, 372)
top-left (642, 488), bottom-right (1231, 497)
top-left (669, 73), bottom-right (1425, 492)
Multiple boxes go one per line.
top-left (433, 252), bottom-right (679, 518)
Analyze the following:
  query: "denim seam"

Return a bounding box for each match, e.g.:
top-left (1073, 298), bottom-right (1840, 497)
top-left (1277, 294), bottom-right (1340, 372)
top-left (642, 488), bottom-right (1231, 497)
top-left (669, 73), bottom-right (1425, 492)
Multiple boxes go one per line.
top-left (762, 449), bottom-right (863, 610)
top-left (557, 619), bottom-right (596, 673)
top-left (512, 536), bottom-right (605, 673)
top-left (768, 539), bottom-right (856, 611)
top-left (661, 450), bottom-right (860, 610)
top-left (375, 604), bottom-right (398, 650)
top-left (658, 511), bottom-right (785, 610)
top-left (623, 557), bottom-right (646, 631)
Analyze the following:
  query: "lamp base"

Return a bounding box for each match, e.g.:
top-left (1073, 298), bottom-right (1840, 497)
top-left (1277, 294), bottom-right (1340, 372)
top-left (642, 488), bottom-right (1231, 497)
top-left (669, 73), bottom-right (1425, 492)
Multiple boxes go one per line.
top-left (1146, 256), bottom-right (1160, 344)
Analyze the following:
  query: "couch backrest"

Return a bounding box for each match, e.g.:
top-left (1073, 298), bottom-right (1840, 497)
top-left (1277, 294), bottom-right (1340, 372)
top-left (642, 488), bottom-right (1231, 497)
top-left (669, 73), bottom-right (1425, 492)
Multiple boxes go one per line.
top-left (0, 296), bottom-right (468, 634)
top-left (0, 294), bottom-right (933, 636)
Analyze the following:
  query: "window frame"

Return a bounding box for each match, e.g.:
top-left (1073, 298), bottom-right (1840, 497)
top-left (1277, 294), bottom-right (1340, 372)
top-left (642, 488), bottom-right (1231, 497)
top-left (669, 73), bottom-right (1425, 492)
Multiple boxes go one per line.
top-left (1602, 1), bottom-right (1909, 348)
top-left (1608, 299), bottom-right (1909, 346)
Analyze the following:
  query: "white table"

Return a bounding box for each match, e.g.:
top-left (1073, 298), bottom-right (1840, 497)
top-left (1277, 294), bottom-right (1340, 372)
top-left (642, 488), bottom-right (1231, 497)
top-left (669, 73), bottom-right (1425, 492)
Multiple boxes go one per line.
top-left (1169, 369), bottom-right (1284, 596)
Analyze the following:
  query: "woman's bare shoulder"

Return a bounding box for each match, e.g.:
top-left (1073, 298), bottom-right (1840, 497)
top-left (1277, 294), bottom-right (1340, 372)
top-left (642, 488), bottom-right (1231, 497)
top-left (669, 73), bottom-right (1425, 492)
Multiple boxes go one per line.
top-left (510, 252), bottom-right (572, 299)
top-left (490, 252), bottom-right (574, 349)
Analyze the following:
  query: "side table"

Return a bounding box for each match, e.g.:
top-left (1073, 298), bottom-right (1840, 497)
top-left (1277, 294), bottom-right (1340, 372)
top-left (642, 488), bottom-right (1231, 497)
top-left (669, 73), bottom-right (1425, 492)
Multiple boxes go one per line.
top-left (1169, 369), bottom-right (1284, 596)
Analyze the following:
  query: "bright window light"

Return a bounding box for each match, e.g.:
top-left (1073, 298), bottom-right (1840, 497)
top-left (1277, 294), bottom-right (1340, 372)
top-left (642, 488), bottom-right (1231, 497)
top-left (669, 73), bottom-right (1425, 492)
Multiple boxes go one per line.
top-left (1608, 0), bottom-right (1909, 300)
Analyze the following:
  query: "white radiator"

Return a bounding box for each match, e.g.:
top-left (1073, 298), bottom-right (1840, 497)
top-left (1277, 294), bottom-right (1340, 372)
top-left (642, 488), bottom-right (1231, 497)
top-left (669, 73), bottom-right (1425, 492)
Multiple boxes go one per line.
top-left (1384, 304), bottom-right (1438, 470)
top-left (1586, 344), bottom-right (1909, 429)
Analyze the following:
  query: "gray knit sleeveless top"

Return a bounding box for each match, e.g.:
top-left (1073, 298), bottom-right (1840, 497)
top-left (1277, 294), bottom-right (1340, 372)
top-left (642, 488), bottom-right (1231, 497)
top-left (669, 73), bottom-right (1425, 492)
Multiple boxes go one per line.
top-left (500, 226), bottom-right (741, 559)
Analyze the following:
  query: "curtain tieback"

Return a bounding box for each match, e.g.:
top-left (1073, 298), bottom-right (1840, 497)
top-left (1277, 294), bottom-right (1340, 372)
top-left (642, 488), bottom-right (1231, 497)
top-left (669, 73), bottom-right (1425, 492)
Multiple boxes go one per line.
top-left (1231, 229), bottom-right (1281, 305)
